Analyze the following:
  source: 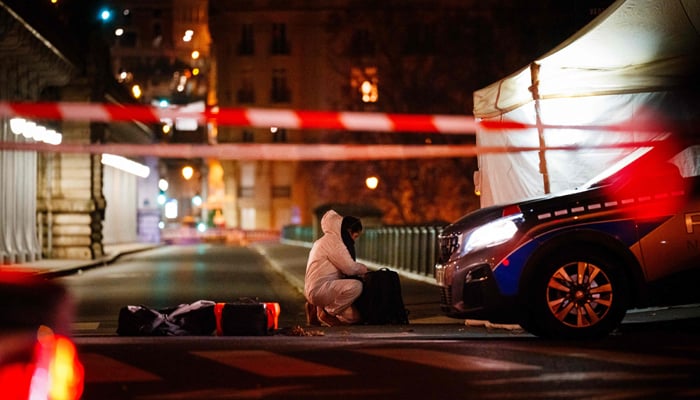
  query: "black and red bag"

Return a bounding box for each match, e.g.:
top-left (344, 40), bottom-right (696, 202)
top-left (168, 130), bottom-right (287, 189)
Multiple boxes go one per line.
top-left (214, 299), bottom-right (280, 336)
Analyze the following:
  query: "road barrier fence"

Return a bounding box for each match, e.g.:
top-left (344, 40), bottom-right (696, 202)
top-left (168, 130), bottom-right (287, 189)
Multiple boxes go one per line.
top-left (281, 224), bottom-right (444, 278)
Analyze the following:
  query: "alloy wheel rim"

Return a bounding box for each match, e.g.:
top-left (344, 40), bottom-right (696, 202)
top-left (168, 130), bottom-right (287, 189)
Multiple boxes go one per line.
top-left (546, 261), bottom-right (613, 328)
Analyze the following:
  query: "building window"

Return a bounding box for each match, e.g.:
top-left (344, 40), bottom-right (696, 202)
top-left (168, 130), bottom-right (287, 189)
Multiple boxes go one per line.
top-left (237, 75), bottom-right (255, 104)
top-left (119, 31), bottom-right (138, 48)
top-left (271, 69), bottom-right (291, 103)
top-left (152, 23), bottom-right (163, 48)
top-left (350, 66), bottom-right (378, 103)
top-left (239, 24), bottom-right (255, 55)
top-left (272, 186), bottom-right (291, 198)
top-left (271, 23), bottom-right (290, 55)
top-left (349, 29), bottom-right (375, 56)
top-left (271, 127), bottom-right (287, 143)
top-left (403, 23), bottom-right (435, 55)
top-left (241, 207), bottom-right (256, 230)
top-left (239, 186), bottom-right (254, 198)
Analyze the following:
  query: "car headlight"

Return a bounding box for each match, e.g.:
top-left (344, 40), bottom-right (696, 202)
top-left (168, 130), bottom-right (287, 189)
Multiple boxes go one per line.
top-left (458, 213), bottom-right (523, 256)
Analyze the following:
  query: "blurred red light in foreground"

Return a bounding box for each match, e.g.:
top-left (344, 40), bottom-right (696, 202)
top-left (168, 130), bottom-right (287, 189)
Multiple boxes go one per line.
top-left (0, 326), bottom-right (83, 400)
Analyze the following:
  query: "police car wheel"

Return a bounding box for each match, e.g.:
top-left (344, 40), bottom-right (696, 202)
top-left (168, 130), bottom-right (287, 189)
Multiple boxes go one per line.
top-left (529, 250), bottom-right (628, 339)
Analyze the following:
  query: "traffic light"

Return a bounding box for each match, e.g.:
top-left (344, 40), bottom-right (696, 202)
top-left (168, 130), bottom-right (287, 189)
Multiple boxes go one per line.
top-left (98, 7), bottom-right (113, 22)
top-left (157, 191), bottom-right (167, 206)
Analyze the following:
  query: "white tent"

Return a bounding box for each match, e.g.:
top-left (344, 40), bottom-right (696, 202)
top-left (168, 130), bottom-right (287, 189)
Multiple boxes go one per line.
top-left (473, 0), bottom-right (700, 207)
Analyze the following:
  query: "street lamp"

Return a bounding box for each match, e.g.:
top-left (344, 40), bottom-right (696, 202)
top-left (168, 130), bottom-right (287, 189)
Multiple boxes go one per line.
top-left (366, 176), bottom-right (379, 190)
top-left (131, 84), bottom-right (142, 99)
top-left (192, 194), bottom-right (202, 207)
top-left (182, 166), bottom-right (194, 180)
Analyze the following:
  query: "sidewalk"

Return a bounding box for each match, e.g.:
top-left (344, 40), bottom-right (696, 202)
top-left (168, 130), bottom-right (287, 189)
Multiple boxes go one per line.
top-left (2, 243), bottom-right (162, 279)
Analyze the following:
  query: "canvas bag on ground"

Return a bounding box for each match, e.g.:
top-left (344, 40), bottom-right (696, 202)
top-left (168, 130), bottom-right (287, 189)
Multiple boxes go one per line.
top-left (354, 268), bottom-right (409, 325)
top-left (166, 300), bottom-right (217, 335)
top-left (117, 305), bottom-right (188, 336)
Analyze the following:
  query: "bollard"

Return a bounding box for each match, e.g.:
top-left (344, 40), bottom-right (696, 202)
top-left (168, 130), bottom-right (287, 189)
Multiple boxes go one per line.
top-left (411, 227), bottom-right (420, 274)
top-left (391, 227), bottom-right (399, 268)
top-left (397, 226), bottom-right (406, 271)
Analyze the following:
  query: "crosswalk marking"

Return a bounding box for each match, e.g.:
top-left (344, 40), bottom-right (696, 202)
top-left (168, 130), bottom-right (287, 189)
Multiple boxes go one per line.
top-left (79, 344), bottom-right (699, 384)
top-left (355, 348), bottom-right (540, 371)
top-left (191, 350), bottom-right (354, 377)
top-left (80, 353), bottom-right (161, 383)
top-left (499, 344), bottom-right (700, 366)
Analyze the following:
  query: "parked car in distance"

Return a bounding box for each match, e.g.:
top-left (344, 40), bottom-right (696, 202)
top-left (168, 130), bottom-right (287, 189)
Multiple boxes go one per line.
top-left (435, 140), bottom-right (700, 339)
top-left (0, 271), bottom-right (84, 400)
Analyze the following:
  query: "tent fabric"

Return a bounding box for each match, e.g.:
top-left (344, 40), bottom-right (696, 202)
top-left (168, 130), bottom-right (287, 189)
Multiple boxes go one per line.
top-left (476, 92), bottom-right (671, 206)
top-left (474, 0), bottom-right (700, 119)
top-left (473, 0), bottom-right (700, 207)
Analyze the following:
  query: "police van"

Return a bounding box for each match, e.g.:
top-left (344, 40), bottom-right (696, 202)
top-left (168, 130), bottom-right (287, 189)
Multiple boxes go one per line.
top-left (435, 141), bottom-right (700, 339)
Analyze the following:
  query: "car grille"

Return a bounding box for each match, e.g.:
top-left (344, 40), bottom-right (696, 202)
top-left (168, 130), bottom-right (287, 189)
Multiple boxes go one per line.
top-left (437, 234), bottom-right (459, 263)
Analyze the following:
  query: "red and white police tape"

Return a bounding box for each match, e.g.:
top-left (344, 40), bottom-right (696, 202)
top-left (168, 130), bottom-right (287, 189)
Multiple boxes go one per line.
top-left (0, 101), bottom-right (672, 160)
top-left (0, 101), bottom-right (488, 134)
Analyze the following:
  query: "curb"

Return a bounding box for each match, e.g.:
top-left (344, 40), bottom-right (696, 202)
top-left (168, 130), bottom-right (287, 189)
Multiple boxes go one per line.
top-left (38, 245), bottom-right (162, 279)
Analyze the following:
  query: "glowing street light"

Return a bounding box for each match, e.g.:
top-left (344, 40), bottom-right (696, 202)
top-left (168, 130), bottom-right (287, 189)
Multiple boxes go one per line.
top-left (131, 84), bottom-right (142, 99)
top-left (182, 166), bottom-right (194, 180)
top-left (183, 30), bottom-right (194, 42)
top-left (365, 176), bottom-right (379, 190)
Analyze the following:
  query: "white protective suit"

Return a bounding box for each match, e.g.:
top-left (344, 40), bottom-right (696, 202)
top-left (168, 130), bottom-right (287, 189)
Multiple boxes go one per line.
top-left (304, 210), bottom-right (368, 323)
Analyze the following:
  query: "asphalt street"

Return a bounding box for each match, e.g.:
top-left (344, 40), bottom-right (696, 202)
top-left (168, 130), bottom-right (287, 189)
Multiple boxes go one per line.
top-left (10, 239), bottom-right (700, 331)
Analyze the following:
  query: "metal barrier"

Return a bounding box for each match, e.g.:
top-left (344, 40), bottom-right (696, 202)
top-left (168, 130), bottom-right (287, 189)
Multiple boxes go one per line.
top-left (281, 224), bottom-right (444, 278)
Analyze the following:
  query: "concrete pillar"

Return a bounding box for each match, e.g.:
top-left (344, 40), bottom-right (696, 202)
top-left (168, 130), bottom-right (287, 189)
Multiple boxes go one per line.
top-left (35, 94), bottom-right (106, 259)
top-left (37, 150), bottom-right (105, 260)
